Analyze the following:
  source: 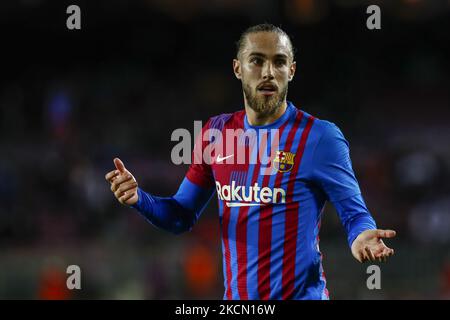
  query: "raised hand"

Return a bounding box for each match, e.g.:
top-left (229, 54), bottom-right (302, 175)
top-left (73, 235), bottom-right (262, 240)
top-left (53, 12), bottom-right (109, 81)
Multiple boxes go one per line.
top-left (105, 157), bottom-right (139, 206)
top-left (351, 229), bottom-right (396, 263)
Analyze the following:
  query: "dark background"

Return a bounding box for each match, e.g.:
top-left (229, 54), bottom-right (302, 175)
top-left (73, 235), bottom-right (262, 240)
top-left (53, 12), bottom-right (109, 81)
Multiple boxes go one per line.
top-left (0, 0), bottom-right (449, 299)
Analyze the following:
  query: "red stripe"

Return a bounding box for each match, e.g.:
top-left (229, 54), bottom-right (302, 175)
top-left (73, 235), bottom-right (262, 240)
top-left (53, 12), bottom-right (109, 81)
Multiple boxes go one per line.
top-left (257, 112), bottom-right (303, 300)
top-left (224, 111), bottom-right (246, 300)
top-left (236, 204), bottom-right (250, 300)
top-left (236, 124), bottom-right (268, 299)
top-left (221, 116), bottom-right (234, 300)
top-left (257, 171), bottom-right (274, 300)
top-left (222, 206), bottom-right (233, 300)
top-left (281, 115), bottom-right (315, 299)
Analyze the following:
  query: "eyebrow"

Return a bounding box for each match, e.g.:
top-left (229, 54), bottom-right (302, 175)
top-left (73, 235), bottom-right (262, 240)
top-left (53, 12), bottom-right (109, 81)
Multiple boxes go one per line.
top-left (248, 52), bottom-right (289, 59)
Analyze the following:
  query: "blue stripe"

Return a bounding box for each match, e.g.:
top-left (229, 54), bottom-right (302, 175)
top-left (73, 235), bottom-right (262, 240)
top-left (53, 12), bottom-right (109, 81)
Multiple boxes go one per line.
top-left (245, 138), bottom-right (259, 299)
top-left (283, 115), bottom-right (309, 299)
top-left (292, 202), bottom-right (310, 299)
top-left (229, 206), bottom-right (240, 299)
top-left (290, 114), bottom-right (325, 299)
top-left (226, 171), bottom-right (240, 299)
top-left (266, 113), bottom-right (296, 299)
top-left (217, 168), bottom-right (226, 300)
top-left (222, 238), bottom-right (228, 300)
top-left (218, 196), bottom-right (224, 223)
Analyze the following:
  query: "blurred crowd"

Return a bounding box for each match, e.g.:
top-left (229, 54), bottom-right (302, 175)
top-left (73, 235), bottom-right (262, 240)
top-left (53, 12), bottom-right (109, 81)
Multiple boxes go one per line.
top-left (0, 0), bottom-right (449, 299)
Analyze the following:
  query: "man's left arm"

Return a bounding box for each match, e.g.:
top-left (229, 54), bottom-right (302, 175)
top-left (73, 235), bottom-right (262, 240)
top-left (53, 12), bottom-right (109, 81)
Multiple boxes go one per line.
top-left (311, 122), bottom-right (395, 263)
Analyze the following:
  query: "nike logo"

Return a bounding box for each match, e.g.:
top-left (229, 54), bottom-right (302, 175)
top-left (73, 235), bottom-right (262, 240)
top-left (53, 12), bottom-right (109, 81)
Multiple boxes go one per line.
top-left (216, 154), bottom-right (234, 163)
top-left (226, 202), bottom-right (265, 207)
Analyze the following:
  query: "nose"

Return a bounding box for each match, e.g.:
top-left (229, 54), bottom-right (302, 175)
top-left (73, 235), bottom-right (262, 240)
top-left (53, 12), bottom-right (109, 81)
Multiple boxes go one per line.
top-left (262, 62), bottom-right (274, 80)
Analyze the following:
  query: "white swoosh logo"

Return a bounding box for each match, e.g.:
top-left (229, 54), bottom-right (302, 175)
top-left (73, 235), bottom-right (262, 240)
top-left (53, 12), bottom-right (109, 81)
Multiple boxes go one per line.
top-left (216, 154), bottom-right (234, 163)
top-left (226, 202), bottom-right (264, 207)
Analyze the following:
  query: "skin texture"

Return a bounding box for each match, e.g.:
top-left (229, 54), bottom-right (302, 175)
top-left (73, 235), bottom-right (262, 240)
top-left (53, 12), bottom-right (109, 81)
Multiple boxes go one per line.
top-left (105, 158), bottom-right (138, 206)
top-left (233, 32), bottom-right (296, 126)
top-left (351, 229), bottom-right (395, 263)
top-left (105, 31), bottom-right (396, 264)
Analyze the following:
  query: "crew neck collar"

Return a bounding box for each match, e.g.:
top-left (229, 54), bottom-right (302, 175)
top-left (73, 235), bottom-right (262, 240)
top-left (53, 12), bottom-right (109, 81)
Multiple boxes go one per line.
top-left (244, 101), bottom-right (295, 130)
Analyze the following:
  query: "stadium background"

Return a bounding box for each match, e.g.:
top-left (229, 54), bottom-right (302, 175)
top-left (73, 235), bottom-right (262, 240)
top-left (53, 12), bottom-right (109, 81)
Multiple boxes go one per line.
top-left (0, 0), bottom-right (449, 299)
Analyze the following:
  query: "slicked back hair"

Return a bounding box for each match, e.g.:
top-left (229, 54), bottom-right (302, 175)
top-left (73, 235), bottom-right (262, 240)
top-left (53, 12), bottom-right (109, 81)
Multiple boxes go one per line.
top-left (236, 23), bottom-right (295, 61)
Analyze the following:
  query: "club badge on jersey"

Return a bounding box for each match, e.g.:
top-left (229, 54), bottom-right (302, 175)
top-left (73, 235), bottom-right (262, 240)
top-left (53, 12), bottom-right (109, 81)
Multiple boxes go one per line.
top-left (273, 150), bottom-right (295, 173)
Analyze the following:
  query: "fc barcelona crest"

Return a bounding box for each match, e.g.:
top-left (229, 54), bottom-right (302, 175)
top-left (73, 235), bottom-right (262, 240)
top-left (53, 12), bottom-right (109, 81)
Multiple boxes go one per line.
top-left (273, 150), bottom-right (295, 173)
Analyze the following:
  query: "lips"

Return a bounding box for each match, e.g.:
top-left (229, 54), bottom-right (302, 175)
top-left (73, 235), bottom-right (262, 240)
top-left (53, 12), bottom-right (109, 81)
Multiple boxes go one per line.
top-left (257, 82), bottom-right (277, 96)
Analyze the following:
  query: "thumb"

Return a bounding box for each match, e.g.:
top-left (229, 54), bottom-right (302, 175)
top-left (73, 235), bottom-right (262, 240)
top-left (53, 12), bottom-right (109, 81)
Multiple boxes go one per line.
top-left (377, 229), bottom-right (396, 239)
top-left (114, 157), bottom-right (126, 173)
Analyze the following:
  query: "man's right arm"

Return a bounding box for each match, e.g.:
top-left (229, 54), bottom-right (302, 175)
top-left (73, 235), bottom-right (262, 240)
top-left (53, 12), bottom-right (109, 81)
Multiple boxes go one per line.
top-left (105, 157), bottom-right (215, 235)
top-left (106, 119), bottom-right (216, 235)
top-left (131, 177), bottom-right (215, 234)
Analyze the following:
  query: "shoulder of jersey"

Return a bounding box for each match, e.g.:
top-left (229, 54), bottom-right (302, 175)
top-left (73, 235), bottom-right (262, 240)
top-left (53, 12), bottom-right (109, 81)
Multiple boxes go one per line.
top-left (312, 117), bottom-right (340, 136)
top-left (298, 110), bottom-right (337, 133)
top-left (208, 109), bottom-right (246, 131)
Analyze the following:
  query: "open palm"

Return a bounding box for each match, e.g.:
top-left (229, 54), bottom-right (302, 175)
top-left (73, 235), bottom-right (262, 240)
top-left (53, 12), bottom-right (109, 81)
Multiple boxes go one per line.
top-left (351, 229), bottom-right (396, 263)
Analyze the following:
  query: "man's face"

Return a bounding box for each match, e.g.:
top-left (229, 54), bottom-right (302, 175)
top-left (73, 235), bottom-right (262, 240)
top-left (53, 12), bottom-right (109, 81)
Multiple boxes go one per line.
top-left (233, 32), bottom-right (296, 117)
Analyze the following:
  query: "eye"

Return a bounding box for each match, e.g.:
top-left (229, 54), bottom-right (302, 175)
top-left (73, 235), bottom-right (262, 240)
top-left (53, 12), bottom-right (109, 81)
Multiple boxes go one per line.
top-left (250, 57), bottom-right (263, 65)
top-left (275, 59), bottom-right (287, 67)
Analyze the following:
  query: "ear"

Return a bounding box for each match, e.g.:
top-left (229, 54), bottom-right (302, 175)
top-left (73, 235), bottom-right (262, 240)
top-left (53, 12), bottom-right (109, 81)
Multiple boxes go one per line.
top-left (233, 59), bottom-right (242, 80)
top-left (288, 61), bottom-right (296, 82)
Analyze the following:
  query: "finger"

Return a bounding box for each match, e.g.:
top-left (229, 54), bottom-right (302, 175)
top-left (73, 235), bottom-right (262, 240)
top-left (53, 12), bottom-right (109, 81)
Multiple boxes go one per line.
top-left (385, 248), bottom-right (395, 260)
top-left (361, 247), bottom-right (369, 263)
top-left (111, 174), bottom-right (133, 192)
top-left (377, 248), bottom-right (390, 262)
top-left (358, 253), bottom-right (365, 263)
top-left (114, 158), bottom-right (126, 174)
top-left (373, 245), bottom-right (385, 257)
top-left (377, 248), bottom-right (388, 262)
top-left (365, 246), bottom-right (376, 261)
top-left (377, 245), bottom-right (394, 257)
top-left (105, 170), bottom-right (119, 182)
top-left (116, 181), bottom-right (138, 197)
top-left (377, 229), bottom-right (396, 239)
top-left (114, 173), bottom-right (134, 186)
top-left (384, 248), bottom-right (391, 262)
top-left (354, 248), bottom-right (365, 263)
top-left (119, 192), bottom-right (135, 204)
top-left (375, 246), bottom-right (385, 257)
top-left (115, 181), bottom-right (138, 198)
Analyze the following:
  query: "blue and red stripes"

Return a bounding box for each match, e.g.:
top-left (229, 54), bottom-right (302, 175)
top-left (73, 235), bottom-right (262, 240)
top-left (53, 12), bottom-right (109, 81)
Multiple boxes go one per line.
top-left (222, 204), bottom-right (233, 299)
top-left (264, 118), bottom-right (297, 299)
top-left (220, 107), bottom-right (319, 300)
top-left (281, 115), bottom-right (315, 299)
top-left (234, 171), bottom-right (249, 300)
top-left (257, 111), bottom-right (304, 299)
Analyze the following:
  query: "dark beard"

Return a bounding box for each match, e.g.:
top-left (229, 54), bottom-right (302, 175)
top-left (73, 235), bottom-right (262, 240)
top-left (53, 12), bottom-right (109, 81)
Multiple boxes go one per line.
top-left (243, 82), bottom-right (288, 117)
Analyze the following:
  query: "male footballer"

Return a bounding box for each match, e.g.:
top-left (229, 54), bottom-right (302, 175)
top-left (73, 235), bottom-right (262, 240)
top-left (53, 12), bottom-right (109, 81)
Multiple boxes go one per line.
top-left (105, 24), bottom-right (396, 300)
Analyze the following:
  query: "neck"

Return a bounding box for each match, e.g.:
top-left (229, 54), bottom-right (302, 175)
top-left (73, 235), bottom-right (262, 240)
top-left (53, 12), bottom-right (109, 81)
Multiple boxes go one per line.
top-left (245, 100), bottom-right (288, 126)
